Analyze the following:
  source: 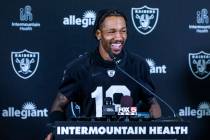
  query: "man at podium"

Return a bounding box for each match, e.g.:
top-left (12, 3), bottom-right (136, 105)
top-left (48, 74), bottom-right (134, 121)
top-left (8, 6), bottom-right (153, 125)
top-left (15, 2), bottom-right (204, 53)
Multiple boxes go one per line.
top-left (45, 9), bottom-right (161, 140)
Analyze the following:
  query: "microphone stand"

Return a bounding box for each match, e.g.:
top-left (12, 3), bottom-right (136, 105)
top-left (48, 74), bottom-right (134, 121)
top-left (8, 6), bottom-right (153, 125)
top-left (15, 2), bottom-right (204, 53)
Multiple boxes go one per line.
top-left (111, 54), bottom-right (182, 121)
top-left (124, 115), bottom-right (130, 122)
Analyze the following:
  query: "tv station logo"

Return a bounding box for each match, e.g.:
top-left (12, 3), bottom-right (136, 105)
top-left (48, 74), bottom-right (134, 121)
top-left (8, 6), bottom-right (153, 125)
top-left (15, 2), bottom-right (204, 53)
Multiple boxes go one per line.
top-left (118, 107), bottom-right (137, 115)
top-left (11, 5), bottom-right (41, 31)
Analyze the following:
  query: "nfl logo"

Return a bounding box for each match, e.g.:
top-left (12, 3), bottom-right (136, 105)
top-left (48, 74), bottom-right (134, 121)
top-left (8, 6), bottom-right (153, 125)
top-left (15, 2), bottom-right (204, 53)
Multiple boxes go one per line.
top-left (188, 51), bottom-right (210, 80)
top-left (131, 6), bottom-right (159, 35)
top-left (11, 49), bottom-right (40, 79)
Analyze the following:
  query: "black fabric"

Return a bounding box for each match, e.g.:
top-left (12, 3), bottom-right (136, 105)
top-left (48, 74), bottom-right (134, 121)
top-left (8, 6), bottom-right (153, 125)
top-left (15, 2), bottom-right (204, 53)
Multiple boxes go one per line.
top-left (49, 111), bottom-right (66, 123)
top-left (45, 110), bottom-right (66, 137)
top-left (59, 47), bottom-right (155, 117)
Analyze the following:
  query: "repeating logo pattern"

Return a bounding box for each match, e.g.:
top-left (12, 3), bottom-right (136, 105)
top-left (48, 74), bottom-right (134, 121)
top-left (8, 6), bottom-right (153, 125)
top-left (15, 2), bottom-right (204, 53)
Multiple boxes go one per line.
top-left (20, 5), bottom-right (33, 21)
top-left (131, 6), bottom-right (159, 35)
top-left (189, 8), bottom-right (210, 33)
top-left (11, 49), bottom-right (40, 79)
top-left (179, 101), bottom-right (210, 119)
top-left (63, 10), bottom-right (96, 28)
top-left (188, 51), bottom-right (210, 80)
top-left (1, 102), bottom-right (48, 119)
top-left (146, 58), bottom-right (167, 74)
top-left (11, 5), bottom-right (40, 31)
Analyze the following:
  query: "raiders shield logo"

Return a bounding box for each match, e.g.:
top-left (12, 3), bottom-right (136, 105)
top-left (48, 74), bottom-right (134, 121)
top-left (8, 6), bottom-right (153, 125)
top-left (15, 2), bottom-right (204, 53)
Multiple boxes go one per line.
top-left (131, 6), bottom-right (159, 35)
top-left (11, 49), bottom-right (39, 79)
top-left (188, 51), bottom-right (210, 80)
top-left (107, 70), bottom-right (115, 77)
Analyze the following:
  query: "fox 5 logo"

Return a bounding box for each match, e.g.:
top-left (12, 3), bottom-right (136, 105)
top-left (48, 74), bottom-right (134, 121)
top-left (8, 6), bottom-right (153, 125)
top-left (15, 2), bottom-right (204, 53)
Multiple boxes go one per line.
top-left (118, 107), bottom-right (137, 115)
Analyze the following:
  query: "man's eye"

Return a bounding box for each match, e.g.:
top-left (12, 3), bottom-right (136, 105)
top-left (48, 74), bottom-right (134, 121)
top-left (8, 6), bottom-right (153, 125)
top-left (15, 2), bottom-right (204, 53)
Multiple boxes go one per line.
top-left (108, 31), bottom-right (115, 33)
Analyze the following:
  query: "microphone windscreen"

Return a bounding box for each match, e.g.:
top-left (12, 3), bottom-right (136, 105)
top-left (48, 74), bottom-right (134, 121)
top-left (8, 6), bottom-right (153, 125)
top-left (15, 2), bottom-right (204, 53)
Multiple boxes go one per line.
top-left (120, 96), bottom-right (133, 107)
top-left (113, 93), bottom-right (123, 104)
top-left (104, 97), bottom-right (113, 105)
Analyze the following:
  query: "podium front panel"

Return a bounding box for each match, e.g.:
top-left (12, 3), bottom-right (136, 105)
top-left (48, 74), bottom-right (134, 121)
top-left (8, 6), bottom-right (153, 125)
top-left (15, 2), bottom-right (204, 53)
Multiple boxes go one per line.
top-left (54, 121), bottom-right (190, 140)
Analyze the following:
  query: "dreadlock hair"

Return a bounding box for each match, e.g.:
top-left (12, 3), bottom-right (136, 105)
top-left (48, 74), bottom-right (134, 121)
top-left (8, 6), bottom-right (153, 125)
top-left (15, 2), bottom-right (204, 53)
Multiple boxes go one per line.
top-left (93, 9), bottom-right (127, 38)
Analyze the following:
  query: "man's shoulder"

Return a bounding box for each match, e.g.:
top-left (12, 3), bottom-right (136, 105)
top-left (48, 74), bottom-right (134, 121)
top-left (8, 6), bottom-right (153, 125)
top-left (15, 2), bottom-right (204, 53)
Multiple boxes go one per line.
top-left (126, 51), bottom-right (146, 64)
top-left (65, 52), bottom-right (92, 70)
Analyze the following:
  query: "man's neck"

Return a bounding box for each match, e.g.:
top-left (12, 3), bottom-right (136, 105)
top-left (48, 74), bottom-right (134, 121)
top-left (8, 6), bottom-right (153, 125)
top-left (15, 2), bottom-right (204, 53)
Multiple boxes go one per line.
top-left (99, 46), bottom-right (112, 61)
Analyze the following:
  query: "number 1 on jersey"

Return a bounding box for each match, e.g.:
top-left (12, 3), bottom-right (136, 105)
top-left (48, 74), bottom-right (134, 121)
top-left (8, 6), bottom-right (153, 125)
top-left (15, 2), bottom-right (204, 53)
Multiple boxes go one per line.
top-left (91, 86), bottom-right (103, 117)
top-left (91, 85), bottom-right (131, 117)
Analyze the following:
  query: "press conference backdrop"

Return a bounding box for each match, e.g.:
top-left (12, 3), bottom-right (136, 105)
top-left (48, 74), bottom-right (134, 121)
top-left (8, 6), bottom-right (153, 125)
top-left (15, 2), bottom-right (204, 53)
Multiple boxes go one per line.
top-left (0, 0), bottom-right (209, 139)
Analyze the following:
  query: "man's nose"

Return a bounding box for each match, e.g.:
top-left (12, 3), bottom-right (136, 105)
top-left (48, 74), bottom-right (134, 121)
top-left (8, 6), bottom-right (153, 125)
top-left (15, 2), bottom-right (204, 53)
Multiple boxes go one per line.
top-left (114, 32), bottom-right (124, 40)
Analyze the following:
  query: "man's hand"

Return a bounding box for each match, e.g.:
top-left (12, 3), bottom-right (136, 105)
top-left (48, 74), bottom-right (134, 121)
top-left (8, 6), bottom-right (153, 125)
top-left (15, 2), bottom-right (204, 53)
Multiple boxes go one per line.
top-left (149, 98), bottom-right (161, 118)
top-left (45, 93), bottom-right (69, 140)
top-left (45, 133), bottom-right (53, 140)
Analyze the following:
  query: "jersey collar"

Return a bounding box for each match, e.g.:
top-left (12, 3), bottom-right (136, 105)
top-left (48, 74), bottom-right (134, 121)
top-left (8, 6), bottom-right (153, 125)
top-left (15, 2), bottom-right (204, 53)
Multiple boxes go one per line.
top-left (93, 47), bottom-right (127, 68)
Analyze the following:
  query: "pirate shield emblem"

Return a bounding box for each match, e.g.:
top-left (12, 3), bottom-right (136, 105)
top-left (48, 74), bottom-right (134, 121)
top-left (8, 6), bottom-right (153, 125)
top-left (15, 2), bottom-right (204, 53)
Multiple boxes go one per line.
top-left (131, 6), bottom-right (159, 35)
top-left (107, 70), bottom-right (116, 77)
top-left (188, 51), bottom-right (210, 80)
top-left (11, 49), bottom-right (39, 79)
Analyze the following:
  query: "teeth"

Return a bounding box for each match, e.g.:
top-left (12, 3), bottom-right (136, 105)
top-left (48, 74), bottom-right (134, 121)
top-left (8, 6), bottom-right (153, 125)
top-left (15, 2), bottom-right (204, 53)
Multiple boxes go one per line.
top-left (111, 43), bottom-right (121, 49)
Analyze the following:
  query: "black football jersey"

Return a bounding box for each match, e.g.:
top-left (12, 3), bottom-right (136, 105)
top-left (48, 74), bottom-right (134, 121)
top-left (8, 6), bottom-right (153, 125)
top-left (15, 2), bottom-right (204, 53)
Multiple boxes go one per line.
top-left (59, 47), bottom-right (155, 117)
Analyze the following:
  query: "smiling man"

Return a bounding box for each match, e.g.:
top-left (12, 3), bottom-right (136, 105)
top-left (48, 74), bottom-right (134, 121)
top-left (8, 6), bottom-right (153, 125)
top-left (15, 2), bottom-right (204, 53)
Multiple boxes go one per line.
top-left (45, 9), bottom-right (161, 140)
top-left (95, 13), bottom-right (127, 60)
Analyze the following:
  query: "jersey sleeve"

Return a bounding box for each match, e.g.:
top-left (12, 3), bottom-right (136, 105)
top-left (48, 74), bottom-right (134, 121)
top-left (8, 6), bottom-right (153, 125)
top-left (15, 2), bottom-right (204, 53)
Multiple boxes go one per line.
top-left (58, 63), bottom-right (81, 101)
top-left (126, 52), bottom-right (156, 103)
top-left (139, 58), bottom-right (156, 102)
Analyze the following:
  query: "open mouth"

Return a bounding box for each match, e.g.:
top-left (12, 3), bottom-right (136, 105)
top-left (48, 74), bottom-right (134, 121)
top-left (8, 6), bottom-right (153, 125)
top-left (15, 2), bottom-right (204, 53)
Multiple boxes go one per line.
top-left (111, 43), bottom-right (123, 51)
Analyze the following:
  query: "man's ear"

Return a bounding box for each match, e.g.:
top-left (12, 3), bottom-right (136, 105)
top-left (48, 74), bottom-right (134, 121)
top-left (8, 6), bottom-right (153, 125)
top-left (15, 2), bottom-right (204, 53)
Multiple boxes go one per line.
top-left (95, 29), bottom-right (101, 40)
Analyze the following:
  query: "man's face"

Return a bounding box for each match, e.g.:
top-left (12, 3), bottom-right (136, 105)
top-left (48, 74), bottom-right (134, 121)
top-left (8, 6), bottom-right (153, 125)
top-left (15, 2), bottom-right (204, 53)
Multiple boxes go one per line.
top-left (96, 16), bottom-right (127, 57)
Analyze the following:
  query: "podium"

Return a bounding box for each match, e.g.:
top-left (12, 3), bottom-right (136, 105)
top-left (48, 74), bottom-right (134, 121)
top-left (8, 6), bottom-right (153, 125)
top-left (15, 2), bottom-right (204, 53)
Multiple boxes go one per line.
top-left (54, 120), bottom-right (190, 140)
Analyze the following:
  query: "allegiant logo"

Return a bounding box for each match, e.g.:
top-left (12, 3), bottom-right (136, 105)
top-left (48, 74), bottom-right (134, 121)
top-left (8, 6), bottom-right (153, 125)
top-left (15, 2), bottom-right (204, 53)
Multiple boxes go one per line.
top-left (63, 10), bottom-right (96, 28)
top-left (1, 102), bottom-right (48, 119)
top-left (178, 102), bottom-right (210, 119)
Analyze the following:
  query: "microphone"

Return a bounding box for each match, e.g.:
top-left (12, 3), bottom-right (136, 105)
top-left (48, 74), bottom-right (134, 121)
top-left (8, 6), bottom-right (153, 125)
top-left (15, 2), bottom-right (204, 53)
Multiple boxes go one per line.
top-left (136, 100), bottom-right (151, 119)
top-left (120, 96), bottom-right (133, 107)
top-left (105, 97), bottom-right (112, 105)
top-left (109, 51), bottom-right (180, 120)
top-left (102, 97), bottom-right (115, 121)
top-left (118, 96), bottom-right (137, 121)
top-left (113, 93), bottom-right (123, 104)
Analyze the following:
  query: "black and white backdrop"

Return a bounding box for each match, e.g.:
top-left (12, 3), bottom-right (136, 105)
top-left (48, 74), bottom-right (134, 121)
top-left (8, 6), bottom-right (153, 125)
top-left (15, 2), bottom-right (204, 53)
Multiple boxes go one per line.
top-left (0, 0), bottom-right (209, 139)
